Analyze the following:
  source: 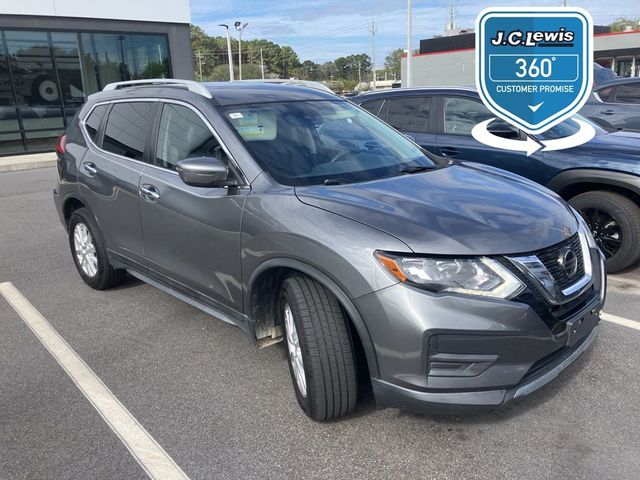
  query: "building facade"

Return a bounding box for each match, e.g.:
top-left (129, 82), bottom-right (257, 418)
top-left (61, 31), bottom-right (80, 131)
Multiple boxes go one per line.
top-left (0, 1), bottom-right (193, 155)
top-left (402, 29), bottom-right (640, 88)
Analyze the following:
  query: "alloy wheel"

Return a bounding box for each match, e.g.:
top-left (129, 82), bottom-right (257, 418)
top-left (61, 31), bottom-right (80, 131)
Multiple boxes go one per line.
top-left (73, 223), bottom-right (98, 277)
top-left (284, 302), bottom-right (307, 398)
top-left (580, 207), bottom-right (622, 258)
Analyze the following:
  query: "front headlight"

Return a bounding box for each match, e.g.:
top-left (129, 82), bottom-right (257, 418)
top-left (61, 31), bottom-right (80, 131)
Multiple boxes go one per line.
top-left (374, 252), bottom-right (524, 299)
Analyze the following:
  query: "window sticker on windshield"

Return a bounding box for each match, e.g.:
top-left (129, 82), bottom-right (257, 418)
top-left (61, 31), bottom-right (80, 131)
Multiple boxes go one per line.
top-left (229, 110), bottom-right (277, 141)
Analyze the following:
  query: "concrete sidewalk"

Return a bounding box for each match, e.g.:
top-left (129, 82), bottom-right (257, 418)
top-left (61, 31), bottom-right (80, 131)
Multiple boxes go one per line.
top-left (0, 152), bottom-right (56, 173)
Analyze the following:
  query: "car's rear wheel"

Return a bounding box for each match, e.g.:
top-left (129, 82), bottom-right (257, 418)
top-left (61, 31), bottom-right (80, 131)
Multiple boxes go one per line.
top-left (68, 208), bottom-right (126, 289)
top-left (569, 191), bottom-right (640, 272)
top-left (279, 275), bottom-right (358, 421)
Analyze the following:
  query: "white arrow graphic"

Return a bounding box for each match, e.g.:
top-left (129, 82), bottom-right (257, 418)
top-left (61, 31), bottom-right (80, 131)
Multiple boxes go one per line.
top-left (528, 102), bottom-right (544, 112)
top-left (539, 118), bottom-right (596, 151)
top-left (471, 119), bottom-right (542, 156)
top-left (472, 118), bottom-right (596, 156)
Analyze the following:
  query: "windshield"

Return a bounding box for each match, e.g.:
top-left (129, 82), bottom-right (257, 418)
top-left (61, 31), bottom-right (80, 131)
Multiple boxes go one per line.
top-left (221, 100), bottom-right (437, 186)
top-left (536, 114), bottom-right (607, 140)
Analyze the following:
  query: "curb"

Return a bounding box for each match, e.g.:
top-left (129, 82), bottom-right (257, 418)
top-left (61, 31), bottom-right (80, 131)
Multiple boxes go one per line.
top-left (0, 153), bottom-right (57, 173)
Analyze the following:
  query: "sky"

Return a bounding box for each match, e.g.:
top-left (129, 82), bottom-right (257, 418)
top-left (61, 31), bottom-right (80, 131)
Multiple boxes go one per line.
top-left (190, 0), bottom-right (640, 64)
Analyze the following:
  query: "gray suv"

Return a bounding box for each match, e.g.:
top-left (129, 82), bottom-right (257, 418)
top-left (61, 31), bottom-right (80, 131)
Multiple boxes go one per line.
top-left (54, 79), bottom-right (606, 421)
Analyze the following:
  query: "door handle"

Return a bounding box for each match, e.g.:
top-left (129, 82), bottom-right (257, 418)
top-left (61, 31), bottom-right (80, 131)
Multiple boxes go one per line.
top-left (440, 147), bottom-right (461, 157)
top-left (139, 184), bottom-right (160, 201)
top-left (601, 110), bottom-right (615, 115)
top-left (82, 162), bottom-right (98, 175)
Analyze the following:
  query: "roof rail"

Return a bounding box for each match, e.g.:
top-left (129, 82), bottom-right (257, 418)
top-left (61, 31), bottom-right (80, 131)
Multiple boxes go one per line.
top-left (102, 79), bottom-right (212, 99)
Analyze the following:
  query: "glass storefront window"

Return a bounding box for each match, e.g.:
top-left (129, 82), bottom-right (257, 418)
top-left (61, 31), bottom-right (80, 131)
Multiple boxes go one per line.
top-left (0, 29), bottom-right (170, 155)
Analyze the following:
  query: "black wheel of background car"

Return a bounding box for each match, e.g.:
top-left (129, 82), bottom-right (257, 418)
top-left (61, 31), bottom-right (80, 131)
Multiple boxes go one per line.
top-left (68, 208), bottom-right (126, 290)
top-left (279, 275), bottom-right (358, 421)
top-left (569, 191), bottom-right (640, 273)
top-left (31, 76), bottom-right (59, 103)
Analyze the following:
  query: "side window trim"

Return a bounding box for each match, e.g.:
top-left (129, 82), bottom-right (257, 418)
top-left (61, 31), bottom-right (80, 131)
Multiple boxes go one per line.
top-left (79, 98), bottom-right (248, 186)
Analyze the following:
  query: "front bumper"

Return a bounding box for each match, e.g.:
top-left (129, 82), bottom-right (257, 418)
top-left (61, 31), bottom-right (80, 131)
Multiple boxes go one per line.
top-left (355, 247), bottom-right (605, 414)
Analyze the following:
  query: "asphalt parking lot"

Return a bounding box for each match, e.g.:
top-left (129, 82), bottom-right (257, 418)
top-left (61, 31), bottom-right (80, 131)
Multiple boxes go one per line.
top-left (1, 167), bottom-right (639, 480)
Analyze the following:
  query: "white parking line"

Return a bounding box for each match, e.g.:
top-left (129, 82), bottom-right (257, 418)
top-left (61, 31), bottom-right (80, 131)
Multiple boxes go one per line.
top-left (601, 312), bottom-right (640, 331)
top-left (0, 282), bottom-right (189, 480)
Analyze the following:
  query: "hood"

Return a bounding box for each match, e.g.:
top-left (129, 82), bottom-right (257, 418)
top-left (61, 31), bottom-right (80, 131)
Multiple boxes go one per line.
top-left (295, 164), bottom-right (578, 255)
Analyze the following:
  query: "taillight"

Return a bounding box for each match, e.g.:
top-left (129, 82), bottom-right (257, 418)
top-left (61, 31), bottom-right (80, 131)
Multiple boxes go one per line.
top-left (55, 133), bottom-right (67, 155)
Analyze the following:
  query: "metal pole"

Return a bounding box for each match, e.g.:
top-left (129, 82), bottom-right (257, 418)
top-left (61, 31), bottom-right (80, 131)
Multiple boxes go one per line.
top-left (238, 32), bottom-right (243, 80)
top-left (407, 0), bottom-right (413, 87)
top-left (368, 20), bottom-right (377, 90)
top-left (219, 24), bottom-right (235, 81)
top-left (235, 22), bottom-right (248, 80)
top-left (260, 47), bottom-right (265, 79)
top-left (197, 50), bottom-right (203, 81)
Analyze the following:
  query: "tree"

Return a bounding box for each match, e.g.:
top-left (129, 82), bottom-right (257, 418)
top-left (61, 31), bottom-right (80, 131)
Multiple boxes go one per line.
top-left (609, 17), bottom-right (640, 32)
top-left (383, 48), bottom-right (404, 80)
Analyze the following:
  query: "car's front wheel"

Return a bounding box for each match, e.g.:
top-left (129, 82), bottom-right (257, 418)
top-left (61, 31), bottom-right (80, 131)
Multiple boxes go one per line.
top-left (569, 191), bottom-right (640, 272)
top-left (68, 208), bottom-right (126, 289)
top-left (279, 275), bottom-right (358, 421)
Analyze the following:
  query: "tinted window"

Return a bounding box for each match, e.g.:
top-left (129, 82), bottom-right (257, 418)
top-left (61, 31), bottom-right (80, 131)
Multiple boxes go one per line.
top-left (615, 83), bottom-right (640, 103)
top-left (84, 105), bottom-right (108, 144)
top-left (386, 97), bottom-right (431, 133)
top-left (156, 104), bottom-right (223, 170)
top-left (597, 86), bottom-right (616, 102)
top-left (221, 100), bottom-right (436, 186)
top-left (359, 99), bottom-right (384, 116)
top-left (444, 96), bottom-right (518, 137)
top-left (102, 102), bottom-right (154, 160)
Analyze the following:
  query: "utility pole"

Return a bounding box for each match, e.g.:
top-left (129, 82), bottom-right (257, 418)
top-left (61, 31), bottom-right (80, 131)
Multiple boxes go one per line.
top-left (219, 24), bottom-right (235, 81)
top-left (235, 21), bottom-right (248, 80)
top-left (357, 60), bottom-right (362, 85)
top-left (196, 50), bottom-right (203, 81)
top-left (407, 0), bottom-right (413, 88)
top-left (260, 47), bottom-right (265, 79)
top-left (368, 19), bottom-right (377, 90)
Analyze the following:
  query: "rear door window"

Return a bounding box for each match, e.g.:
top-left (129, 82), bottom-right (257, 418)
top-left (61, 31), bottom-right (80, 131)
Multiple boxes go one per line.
top-left (385, 97), bottom-right (431, 134)
top-left (443, 96), bottom-right (519, 137)
top-left (102, 102), bottom-right (155, 161)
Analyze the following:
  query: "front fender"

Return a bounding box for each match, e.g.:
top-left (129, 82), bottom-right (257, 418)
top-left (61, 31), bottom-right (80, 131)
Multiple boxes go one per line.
top-left (547, 168), bottom-right (640, 197)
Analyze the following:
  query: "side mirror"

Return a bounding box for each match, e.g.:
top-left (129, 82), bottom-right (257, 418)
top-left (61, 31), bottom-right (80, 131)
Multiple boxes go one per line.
top-left (403, 133), bottom-right (417, 143)
top-left (176, 156), bottom-right (228, 187)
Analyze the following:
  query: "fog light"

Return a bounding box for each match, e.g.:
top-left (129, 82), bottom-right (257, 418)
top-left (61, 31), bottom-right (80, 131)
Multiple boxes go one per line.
top-left (428, 353), bottom-right (498, 378)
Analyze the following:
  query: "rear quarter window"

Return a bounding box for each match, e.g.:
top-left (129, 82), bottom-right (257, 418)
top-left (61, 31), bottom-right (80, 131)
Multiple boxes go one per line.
top-left (84, 104), bottom-right (108, 144)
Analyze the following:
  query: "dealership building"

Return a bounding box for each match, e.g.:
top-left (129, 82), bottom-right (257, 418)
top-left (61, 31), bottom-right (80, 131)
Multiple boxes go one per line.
top-left (402, 28), bottom-right (640, 87)
top-left (0, 1), bottom-right (193, 156)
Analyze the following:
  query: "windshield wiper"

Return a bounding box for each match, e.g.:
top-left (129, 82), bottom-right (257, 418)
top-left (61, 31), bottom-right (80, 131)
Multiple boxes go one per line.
top-left (323, 178), bottom-right (353, 185)
top-left (398, 165), bottom-right (436, 174)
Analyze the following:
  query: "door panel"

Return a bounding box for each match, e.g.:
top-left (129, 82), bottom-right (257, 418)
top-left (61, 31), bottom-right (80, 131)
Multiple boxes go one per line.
top-left (78, 102), bottom-right (151, 264)
top-left (139, 102), bottom-right (247, 313)
top-left (436, 95), bottom-right (547, 184)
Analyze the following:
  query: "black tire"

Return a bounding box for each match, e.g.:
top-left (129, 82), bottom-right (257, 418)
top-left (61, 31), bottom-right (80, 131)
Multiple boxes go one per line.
top-left (279, 275), bottom-right (358, 421)
top-left (569, 191), bottom-right (640, 273)
top-left (68, 208), bottom-right (126, 289)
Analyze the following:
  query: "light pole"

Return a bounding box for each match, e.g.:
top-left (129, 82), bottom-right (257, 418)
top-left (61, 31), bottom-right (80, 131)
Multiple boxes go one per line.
top-left (235, 21), bottom-right (248, 80)
top-left (407, 0), bottom-right (413, 87)
top-left (368, 20), bottom-right (377, 90)
top-left (219, 24), bottom-right (235, 81)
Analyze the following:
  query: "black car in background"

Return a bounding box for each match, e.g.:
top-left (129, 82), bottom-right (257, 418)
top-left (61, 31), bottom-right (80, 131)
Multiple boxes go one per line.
top-left (355, 87), bottom-right (640, 272)
top-left (580, 77), bottom-right (640, 131)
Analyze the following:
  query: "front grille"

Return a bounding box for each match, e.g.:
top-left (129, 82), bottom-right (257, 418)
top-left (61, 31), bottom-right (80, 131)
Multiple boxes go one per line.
top-left (535, 234), bottom-right (584, 290)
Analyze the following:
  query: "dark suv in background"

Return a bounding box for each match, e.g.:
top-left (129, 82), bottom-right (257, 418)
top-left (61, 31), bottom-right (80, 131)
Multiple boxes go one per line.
top-left (356, 87), bottom-right (640, 272)
top-left (54, 80), bottom-right (605, 420)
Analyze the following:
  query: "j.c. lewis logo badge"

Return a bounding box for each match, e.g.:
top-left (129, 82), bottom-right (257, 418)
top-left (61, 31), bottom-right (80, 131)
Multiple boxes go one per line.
top-left (476, 7), bottom-right (593, 134)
